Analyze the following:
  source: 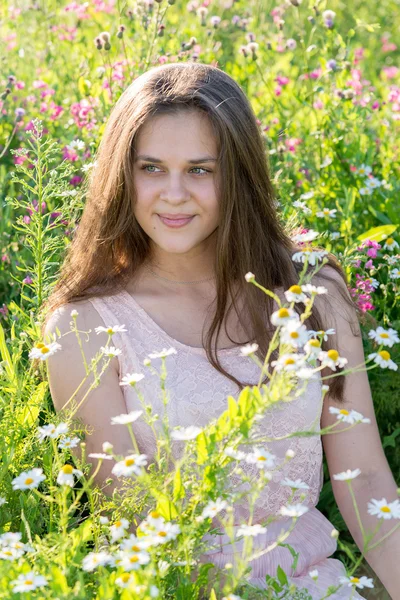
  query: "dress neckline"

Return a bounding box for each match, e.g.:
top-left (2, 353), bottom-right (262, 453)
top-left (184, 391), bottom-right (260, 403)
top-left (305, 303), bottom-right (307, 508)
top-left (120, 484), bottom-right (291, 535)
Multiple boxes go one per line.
top-left (119, 289), bottom-right (242, 356)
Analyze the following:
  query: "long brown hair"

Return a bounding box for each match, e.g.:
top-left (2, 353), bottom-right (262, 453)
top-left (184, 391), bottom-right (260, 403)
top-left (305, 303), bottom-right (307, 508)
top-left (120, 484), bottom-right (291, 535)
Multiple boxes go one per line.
top-left (40, 62), bottom-right (365, 401)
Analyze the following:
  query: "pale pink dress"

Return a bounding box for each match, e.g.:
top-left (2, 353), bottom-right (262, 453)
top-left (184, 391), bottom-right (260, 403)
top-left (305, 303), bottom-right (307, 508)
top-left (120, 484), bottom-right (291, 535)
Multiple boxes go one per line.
top-left (87, 290), bottom-right (365, 599)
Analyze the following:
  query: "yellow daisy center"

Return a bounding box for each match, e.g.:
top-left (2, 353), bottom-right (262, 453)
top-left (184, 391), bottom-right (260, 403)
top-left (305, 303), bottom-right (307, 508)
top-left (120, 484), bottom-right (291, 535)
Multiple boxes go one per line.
top-left (350, 577), bottom-right (360, 584)
top-left (62, 465), bottom-right (73, 474)
top-left (125, 458), bottom-right (135, 466)
top-left (24, 478), bottom-right (34, 485)
top-left (25, 580), bottom-right (34, 586)
top-left (4, 550), bottom-right (13, 556)
top-left (131, 544), bottom-right (141, 552)
top-left (121, 573), bottom-right (131, 583)
top-left (327, 350), bottom-right (339, 361)
top-left (35, 342), bottom-right (45, 348)
top-left (277, 308), bottom-right (290, 318)
top-left (40, 346), bottom-right (50, 354)
top-left (284, 358), bottom-right (295, 365)
top-left (339, 409), bottom-right (349, 415)
top-left (150, 511), bottom-right (160, 519)
top-left (380, 505), bottom-right (391, 513)
top-left (158, 531), bottom-right (167, 537)
top-left (129, 555), bottom-right (139, 563)
top-left (379, 333), bottom-right (389, 338)
top-left (318, 330), bottom-right (325, 335)
top-left (378, 351), bottom-right (390, 361)
top-left (386, 238), bottom-right (394, 245)
top-left (309, 340), bottom-right (320, 348)
top-left (106, 327), bottom-right (114, 334)
top-left (257, 455), bottom-right (267, 461)
top-left (289, 285), bottom-right (302, 294)
top-left (114, 520), bottom-right (122, 527)
top-left (323, 209), bottom-right (330, 214)
top-left (290, 332), bottom-right (299, 338)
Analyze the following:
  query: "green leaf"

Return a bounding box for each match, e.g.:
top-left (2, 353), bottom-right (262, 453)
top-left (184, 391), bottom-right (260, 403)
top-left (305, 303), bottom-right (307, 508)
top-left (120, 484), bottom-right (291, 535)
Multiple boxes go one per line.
top-left (16, 381), bottom-right (48, 427)
top-left (209, 589), bottom-right (217, 600)
top-left (383, 427), bottom-right (400, 449)
top-left (155, 493), bottom-right (178, 520)
top-left (277, 565), bottom-right (289, 586)
top-left (173, 467), bottom-right (185, 502)
top-left (197, 432), bottom-right (209, 465)
top-left (0, 321), bottom-right (15, 383)
top-left (357, 224), bottom-right (398, 243)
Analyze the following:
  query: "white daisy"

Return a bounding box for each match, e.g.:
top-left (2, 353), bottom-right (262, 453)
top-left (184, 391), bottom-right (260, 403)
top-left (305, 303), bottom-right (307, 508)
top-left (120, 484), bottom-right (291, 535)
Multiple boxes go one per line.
top-left (279, 503), bottom-right (309, 517)
top-left (301, 284), bottom-right (328, 295)
top-left (308, 328), bottom-right (336, 341)
top-left (111, 410), bottom-right (143, 425)
top-left (293, 200), bottom-right (312, 215)
top-left (0, 496), bottom-right (6, 507)
top-left (0, 532), bottom-right (22, 546)
top-left (12, 468), bottom-right (46, 490)
top-left (88, 453), bottom-right (113, 460)
top-left (245, 448), bottom-right (276, 469)
top-left (359, 187), bottom-right (373, 196)
top-left (199, 498), bottom-right (228, 521)
top-left (316, 208), bottom-right (337, 218)
top-left (367, 498), bottom-right (400, 520)
top-left (271, 307), bottom-right (299, 327)
top-left (271, 353), bottom-right (306, 371)
top-left (223, 447), bottom-right (246, 460)
top-left (95, 325), bottom-right (127, 335)
top-left (101, 346), bottom-right (122, 358)
top-left (280, 320), bottom-right (309, 348)
top-left (115, 572), bottom-right (135, 588)
top-left (284, 285), bottom-right (308, 303)
top-left (240, 343), bottom-right (259, 356)
top-left (332, 468), bottom-right (361, 481)
top-left (387, 255), bottom-right (399, 265)
top-left (383, 237), bottom-right (399, 251)
top-left (58, 436), bottom-right (80, 450)
top-left (368, 351), bottom-right (398, 370)
top-left (82, 551), bottom-right (113, 572)
top-left (110, 518), bottom-right (130, 541)
top-left (29, 341), bottom-right (62, 361)
top-left (329, 407), bottom-right (371, 425)
top-left (57, 465), bottom-right (84, 487)
top-left (145, 510), bottom-right (165, 529)
top-left (338, 575), bottom-right (374, 589)
top-left (150, 521), bottom-right (181, 545)
top-left (365, 277), bottom-right (379, 289)
top-left (299, 191), bottom-right (315, 200)
top-left (280, 478), bottom-right (310, 490)
top-left (222, 595), bottom-right (244, 600)
top-left (366, 177), bottom-right (382, 189)
top-left (170, 426), bottom-right (202, 441)
top-left (368, 327), bottom-right (399, 347)
top-left (296, 367), bottom-right (320, 379)
top-left (112, 455), bottom-right (148, 477)
top-left (119, 373), bottom-right (145, 386)
top-left (120, 534), bottom-right (153, 552)
top-left (148, 348), bottom-right (177, 359)
top-left (10, 572), bottom-right (48, 593)
top-left (120, 550), bottom-right (151, 570)
top-left (37, 422), bottom-right (69, 441)
top-left (389, 268), bottom-right (400, 279)
top-left (318, 349), bottom-right (348, 371)
top-left (236, 524), bottom-right (267, 537)
top-left (356, 164), bottom-right (372, 176)
top-left (292, 230), bottom-right (320, 243)
top-left (304, 338), bottom-right (322, 357)
top-left (0, 547), bottom-right (23, 561)
top-left (292, 247), bottom-right (328, 265)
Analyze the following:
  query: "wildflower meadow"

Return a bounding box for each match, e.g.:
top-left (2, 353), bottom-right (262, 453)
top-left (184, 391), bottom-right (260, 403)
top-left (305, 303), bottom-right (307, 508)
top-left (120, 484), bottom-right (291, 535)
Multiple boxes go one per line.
top-left (0, 0), bottom-right (400, 598)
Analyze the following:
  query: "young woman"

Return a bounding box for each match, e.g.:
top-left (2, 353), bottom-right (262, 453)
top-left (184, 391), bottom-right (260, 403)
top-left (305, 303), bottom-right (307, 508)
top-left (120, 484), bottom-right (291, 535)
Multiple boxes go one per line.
top-left (41, 63), bottom-right (399, 598)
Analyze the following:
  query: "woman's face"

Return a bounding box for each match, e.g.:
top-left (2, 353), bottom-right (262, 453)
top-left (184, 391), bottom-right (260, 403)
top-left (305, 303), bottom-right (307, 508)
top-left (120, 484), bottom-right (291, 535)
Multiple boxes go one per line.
top-left (133, 110), bottom-right (220, 260)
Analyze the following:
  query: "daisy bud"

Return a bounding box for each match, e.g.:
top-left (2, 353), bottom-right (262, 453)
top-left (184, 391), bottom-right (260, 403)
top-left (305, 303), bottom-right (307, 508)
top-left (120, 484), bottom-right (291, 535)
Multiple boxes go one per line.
top-left (239, 45), bottom-right (249, 58)
top-left (286, 449), bottom-right (295, 459)
top-left (245, 272), bottom-right (255, 282)
top-left (94, 36), bottom-right (103, 50)
top-left (143, 358), bottom-right (151, 366)
top-left (331, 528), bottom-right (339, 539)
top-left (116, 25), bottom-right (126, 39)
top-left (70, 309), bottom-right (78, 318)
top-left (99, 31), bottom-right (111, 50)
top-left (157, 24), bottom-right (166, 37)
top-left (224, 562), bottom-right (233, 569)
top-left (102, 441), bottom-right (113, 453)
top-left (322, 384), bottom-right (329, 392)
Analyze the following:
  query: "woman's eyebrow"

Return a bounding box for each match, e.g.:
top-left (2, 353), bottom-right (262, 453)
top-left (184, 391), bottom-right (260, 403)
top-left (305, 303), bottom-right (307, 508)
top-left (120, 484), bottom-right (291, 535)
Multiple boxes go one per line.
top-left (134, 155), bottom-right (217, 164)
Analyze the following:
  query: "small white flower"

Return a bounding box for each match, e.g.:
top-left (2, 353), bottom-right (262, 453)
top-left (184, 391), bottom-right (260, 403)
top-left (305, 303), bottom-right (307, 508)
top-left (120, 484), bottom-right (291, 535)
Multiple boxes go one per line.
top-left (292, 248), bottom-right (328, 265)
top-left (366, 177), bottom-right (382, 189)
top-left (120, 550), bottom-right (151, 570)
top-left (0, 532), bottom-right (22, 546)
top-left (0, 496), bottom-right (7, 507)
top-left (284, 284), bottom-right (308, 303)
top-left (368, 327), bottom-right (399, 347)
top-left (29, 341), bottom-right (62, 361)
top-left (304, 338), bottom-right (322, 358)
top-left (82, 551), bottom-right (113, 572)
top-left (271, 307), bottom-right (299, 327)
top-left (12, 468), bottom-right (46, 490)
top-left (368, 351), bottom-right (398, 371)
top-left (95, 325), bottom-right (127, 335)
top-left (280, 320), bottom-right (309, 348)
top-left (119, 373), bottom-right (145, 386)
top-left (286, 38), bottom-right (297, 50)
top-left (296, 367), bottom-right (319, 379)
top-left (292, 230), bottom-right (320, 243)
top-left (57, 465), bottom-right (84, 487)
top-left (68, 139), bottom-right (85, 150)
top-left (330, 231), bottom-right (341, 240)
top-left (309, 569), bottom-right (319, 580)
top-left (245, 272), bottom-right (255, 282)
top-left (37, 422), bottom-right (69, 441)
top-left (88, 453), bottom-right (113, 460)
top-left (102, 441), bottom-right (113, 452)
top-left (318, 349), bottom-right (348, 371)
top-left (271, 353), bottom-right (306, 372)
top-left (386, 255), bottom-right (399, 266)
top-left (322, 9), bottom-right (336, 20)
top-left (70, 309), bottom-right (79, 317)
top-left (148, 348), bottom-right (177, 359)
top-left (150, 521), bottom-right (181, 545)
top-left (246, 448), bottom-right (276, 469)
top-left (356, 164), bottom-right (372, 177)
top-left (329, 407), bottom-right (371, 425)
top-left (316, 208), bottom-right (337, 218)
top-left (383, 237), bottom-right (399, 251)
top-left (150, 586), bottom-right (160, 598)
top-left (199, 498), bottom-right (228, 521)
top-left (308, 328), bottom-right (336, 341)
top-left (281, 478), bottom-right (310, 490)
top-left (301, 284), bottom-right (328, 295)
top-left (111, 410), bottom-right (143, 425)
top-left (10, 572), bottom-right (48, 593)
top-left (367, 498), bottom-right (400, 520)
top-left (299, 191), bottom-right (315, 200)
top-left (58, 436), bottom-right (80, 450)
top-left (332, 468), bottom-right (361, 481)
top-left (286, 449), bottom-right (296, 459)
top-left (389, 267), bottom-right (400, 279)
top-left (240, 343), bottom-right (259, 356)
top-left (110, 518), bottom-right (130, 541)
top-left (338, 575), bottom-right (374, 589)
top-left (112, 455), bottom-right (148, 477)
top-left (100, 516), bottom-right (109, 524)
top-left (224, 447), bottom-right (246, 460)
top-left (293, 200), bottom-right (312, 215)
top-left (82, 161), bottom-right (96, 172)
top-left (222, 595), bottom-right (243, 600)
top-left (115, 572), bottom-right (134, 588)
top-left (280, 503), bottom-right (309, 517)
top-left (170, 426), bottom-right (202, 440)
top-left (101, 346), bottom-right (122, 358)
top-left (359, 186), bottom-right (373, 196)
top-left (237, 524), bottom-right (267, 537)
top-left (0, 546), bottom-right (24, 560)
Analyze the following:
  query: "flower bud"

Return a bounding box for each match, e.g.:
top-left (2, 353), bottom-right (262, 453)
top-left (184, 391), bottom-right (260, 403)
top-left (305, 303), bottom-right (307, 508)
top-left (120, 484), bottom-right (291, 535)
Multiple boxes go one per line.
top-left (94, 36), bottom-right (103, 50)
top-left (102, 441), bottom-right (113, 453)
top-left (116, 25), bottom-right (126, 39)
top-left (331, 528), bottom-right (339, 539)
top-left (245, 272), bottom-right (255, 282)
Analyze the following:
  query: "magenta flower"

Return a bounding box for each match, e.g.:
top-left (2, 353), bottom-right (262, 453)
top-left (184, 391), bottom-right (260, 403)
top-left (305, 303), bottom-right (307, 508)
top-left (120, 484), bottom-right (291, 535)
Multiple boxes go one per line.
top-left (69, 175), bottom-right (83, 187)
top-left (23, 276), bottom-right (33, 284)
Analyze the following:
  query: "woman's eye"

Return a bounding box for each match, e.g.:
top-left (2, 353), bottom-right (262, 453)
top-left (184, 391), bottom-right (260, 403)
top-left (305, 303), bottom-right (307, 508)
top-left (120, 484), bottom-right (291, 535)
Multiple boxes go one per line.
top-left (140, 165), bottom-right (210, 176)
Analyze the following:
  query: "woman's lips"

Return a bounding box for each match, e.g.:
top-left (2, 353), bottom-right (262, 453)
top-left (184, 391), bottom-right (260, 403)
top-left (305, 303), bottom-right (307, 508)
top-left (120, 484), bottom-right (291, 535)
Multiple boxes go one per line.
top-left (158, 215), bottom-right (195, 228)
